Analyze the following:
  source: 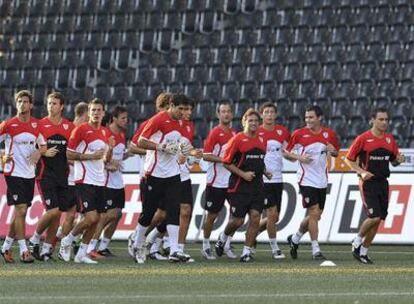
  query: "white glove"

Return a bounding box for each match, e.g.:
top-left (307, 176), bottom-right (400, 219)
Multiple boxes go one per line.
top-left (180, 142), bottom-right (193, 156)
top-left (156, 142), bottom-right (179, 155)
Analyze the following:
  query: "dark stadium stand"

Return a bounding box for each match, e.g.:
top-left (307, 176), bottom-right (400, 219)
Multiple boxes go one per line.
top-left (1, 0), bottom-right (413, 147)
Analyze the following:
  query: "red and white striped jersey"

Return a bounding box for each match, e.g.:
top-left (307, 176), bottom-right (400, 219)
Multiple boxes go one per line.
top-left (105, 127), bottom-right (126, 189)
top-left (179, 120), bottom-right (194, 182)
top-left (286, 127), bottom-right (340, 188)
top-left (0, 117), bottom-right (45, 178)
top-left (203, 125), bottom-right (236, 188)
top-left (67, 122), bottom-right (109, 186)
top-left (131, 120), bottom-right (148, 177)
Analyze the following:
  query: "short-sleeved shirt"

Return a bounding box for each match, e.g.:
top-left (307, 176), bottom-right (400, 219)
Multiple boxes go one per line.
top-left (204, 125), bottom-right (236, 188)
top-left (105, 127), bottom-right (126, 189)
top-left (67, 122), bottom-right (109, 186)
top-left (140, 111), bottom-right (182, 178)
top-left (286, 127), bottom-right (340, 189)
top-left (222, 132), bottom-right (266, 194)
top-left (36, 117), bottom-right (75, 186)
top-left (131, 120), bottom-right (149, 176)
top-left (179, 120), bottom-right (194, 182)
top-left (346, 130), bottom-right (399, 180)
top-left (0, 117), bottom-right (45, 179)
top-left (258, 124), bottom-right (290, 184)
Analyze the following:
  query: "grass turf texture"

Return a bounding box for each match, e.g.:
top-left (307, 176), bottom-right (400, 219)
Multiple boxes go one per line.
top-left (1, 243), bottom-right (414, 304)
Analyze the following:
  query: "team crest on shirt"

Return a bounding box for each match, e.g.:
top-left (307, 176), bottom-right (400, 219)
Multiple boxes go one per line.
top-left (277, 129), bottom-right (282, 135)
top-left (206, 201), bottom-right (212, 208)
top-left (31, 122), bottom-right (37, 128)
top-left (63, 124), bottom-right (69, 130)
top-left (386, 137), bottom-right (391, 144)
top-left (13, 194), bottom-right (18, 201)
top-left (323, 132), bottom-right (329, 138)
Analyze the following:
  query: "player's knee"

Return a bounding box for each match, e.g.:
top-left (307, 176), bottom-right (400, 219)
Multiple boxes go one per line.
top-left (180, 205), bottom-right (192, 218)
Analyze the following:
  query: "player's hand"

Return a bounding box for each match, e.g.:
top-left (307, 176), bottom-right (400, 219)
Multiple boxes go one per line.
top-left (180, 142), bottom-right (194, 156)
top-left (178, 154), bottom-right (186, 164)
top-left (191, 148), bottom-right (203, 159)
top-left (106, 160), bottom-right (121, 171)
top-left (108, 135), bottom-right (115, 148)
top-left (242, 171), bottom-right (256, 182)
top-left (2, 153), bottom-right (13, 164)
top-left (28, 150), bottom-right (41, 166)
top-left (326, 144), bottom-right (337, 155)
top-left (396, 153), bottom-right (405, 164)
top-left (44, 146), bottom-right (59, 157)
top-left (157, 142), bottom-right (179, 155)
top-left (89, 149), bottom-right (105, 160)
top-left (264, 171), bottom-right (273, 180)
top-left (299, 154), bottom-right (312, 164)
top-left (360, 171), bottom-right (374, 181)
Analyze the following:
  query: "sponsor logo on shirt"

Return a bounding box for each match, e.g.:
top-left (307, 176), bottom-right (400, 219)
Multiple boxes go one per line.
top-left (277, 129), bottom-right (282, 135)
top-left (369, 155), bottom-right (390, 161)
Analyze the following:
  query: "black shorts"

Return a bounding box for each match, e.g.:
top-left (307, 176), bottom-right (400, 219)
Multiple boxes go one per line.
top-left (5, 176), bottom-right (35, 206)
top-left (264, 183), bottom-right (283, 212)
top-left (299, 186), bottom-right (327, 210)
top-left (204, 186), bottom-right (228, 213)
top-left (140, 176), bottom-right (167, 211)
top-left (37, 179), bottom-right (69, 211)
top-left (105, 187), bottom-right (125, 210)
top-left (228, 192), bottom-right (265, 218)
top-left (141, 175), bottom-right (181, 211)
top-left (180, 179), bottom-right (193, 206)
top-left (61, 185), bottom-right (79, 212)
top-left (76, 184), bottom-right (106, 213)
top-left (360, 179), bottom-right (389, 220)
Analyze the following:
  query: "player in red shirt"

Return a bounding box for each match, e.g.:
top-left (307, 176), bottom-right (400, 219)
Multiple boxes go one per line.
top-left (345, 108), bottom-right (404, 264)
top-left (215, 109), bottom-right (270, 263)
top-left (58, 99), bottom-right (113, 264)
top-left (0, 90), bottom-right (44, 263)
top-left (285, 105), bottom-right (340, 260)
top-left (256, 102), bottom-right (290, 260)
top-left (201, 101), bottom-right (237, 260)
top-left (28, 92), bottom-right (75, 261)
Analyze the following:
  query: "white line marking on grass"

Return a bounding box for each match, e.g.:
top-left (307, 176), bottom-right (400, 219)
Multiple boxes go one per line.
top-left (1, 292), bottom-right (414, 301)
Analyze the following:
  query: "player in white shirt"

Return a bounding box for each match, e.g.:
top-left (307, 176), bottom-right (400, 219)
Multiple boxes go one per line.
top-left (284, 105), bottom-right (340, 260)
top-left (0, 90), bottom-right (44, 263)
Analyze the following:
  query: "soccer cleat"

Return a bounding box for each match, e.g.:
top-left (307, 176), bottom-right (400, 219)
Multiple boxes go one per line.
top-left (58, 243), bottom-right (71, 262)
top-left (202, 248), bottom-right (216, 260)
top-left (287, 234), bottom-right (299, 259)
top-left (20, 250), bottom-right (35, 263)
top-left (360, 255), bottom-right (374, 265)
top-left (97, 248), bottom-right (114, 257)
top-left (180, 252), bottom-right (195, 263)
top-left (74, 254), bottom-right (98, 264)
top-left (240, 254), bottom-right (254, 263)
top-left (28, 241), bottom-right (41, 260)
top-left (272, 250), bottom-right (286, 260)
top-left (352, 244), bottom-right (362, 262)
top-left (162, 246), bottom-right (170, 256)
top-left (72, 241), bottom-right (80, 256)
top-left (135, 247), bottom-right (146, 264)
top-left (312, 252), bottom-right (326, 260)
top-left (224, 246), bottom-right (238, 259)
top-left (1, 250), bottom-right (15, 263)
top-left (168, 251), bottom-right (193, 263)
top-left (127, 233), bottom-right (135, 258)
top-left (89, 250), bottom-right (106, 260)
top-left (148, 251), bottom-right (168, 261)
top-left (215, 235), bottom-right (225, 257)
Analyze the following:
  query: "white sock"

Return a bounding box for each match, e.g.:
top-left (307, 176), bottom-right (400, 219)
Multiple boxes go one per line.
top-left (18, 239), bottom-right (28, 255)
top-left (311, 240), bottom-right (320, 255)
top-left (87, 239), bottom-right (98, 254)
top-left (63, 232), bottom-right (76, 246)
top-left (269, 238), bottom-right (280, 252)
top-left (292, 231), bottom-right (303, 244)
top-left (202, 238), bottom-right (210, 251)
top-left (2, 236), bottom-right (14, 252)
top-left (56, 226), bottom-right (63, 239)
top-left (167, 224), bottom-right (179, 254)
top-left (360, 245), bottom-right (368, 256)
top-left (163, 236), bottom-right (170, 249)
top-left (178, 243), bottom-right (184, 253)
top-left (220, 232), bottom-right (229, 244)
top-left (224, 235), bottom-right (232, 250)
top-left (242, 246), bottom-right (251, 256)
top-left (98, 237), bottom-right (111, 251)
top-left (30, 232), bottom-right (41, 245)
top-left (77, 242), bottom-right (88, 258)
top-left (353, 235), bottom-right (363, 247)
top-left (150, 238), bottom-right (162, 254)
top-left (40, 243), bottom-right (52, 256)
top-left (146, 228), bottom-right (160, 244)
top-left (133, 223), bottom-right (148, 249)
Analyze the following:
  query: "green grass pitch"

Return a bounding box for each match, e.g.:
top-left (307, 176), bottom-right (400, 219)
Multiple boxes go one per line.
top-left (1, 242), bottom-right (414, 304)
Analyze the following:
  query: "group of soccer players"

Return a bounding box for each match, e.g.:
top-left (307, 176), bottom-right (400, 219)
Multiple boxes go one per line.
top-left (0, 89), bottom-right (404, 265)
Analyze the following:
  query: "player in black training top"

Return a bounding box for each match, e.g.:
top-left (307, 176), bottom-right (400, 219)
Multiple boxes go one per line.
top-left (214, 108), bottom-right (271, 263)
top-left (345, 107), bottom-right (405, 264)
